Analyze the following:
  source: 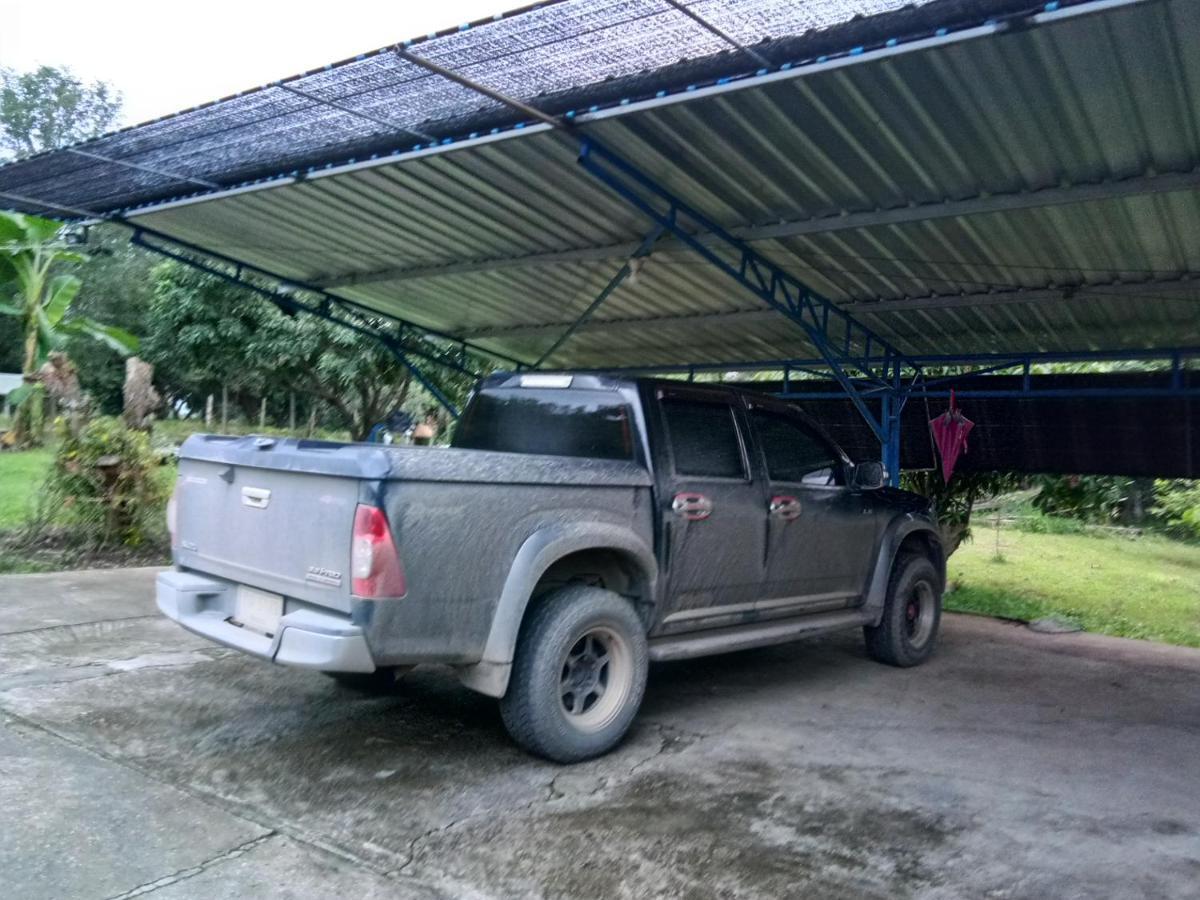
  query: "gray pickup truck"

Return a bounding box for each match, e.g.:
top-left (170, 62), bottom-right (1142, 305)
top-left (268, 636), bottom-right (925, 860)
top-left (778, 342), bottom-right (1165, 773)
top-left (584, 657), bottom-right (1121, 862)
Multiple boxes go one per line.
top-left (158, 373), bottom-right (944, 762)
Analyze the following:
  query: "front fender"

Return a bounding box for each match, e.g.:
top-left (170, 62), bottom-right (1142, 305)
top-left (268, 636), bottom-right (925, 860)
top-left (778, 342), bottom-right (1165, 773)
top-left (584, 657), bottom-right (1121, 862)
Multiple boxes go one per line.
top-left (861, 514), bottom-right (944, 626)
top-left (456, 522), bottom-right (657, 698)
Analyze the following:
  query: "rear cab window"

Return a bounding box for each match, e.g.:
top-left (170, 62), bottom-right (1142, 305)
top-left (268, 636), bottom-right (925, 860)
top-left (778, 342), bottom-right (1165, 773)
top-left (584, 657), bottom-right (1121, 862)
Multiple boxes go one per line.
top-left (453, 387), bottom-right (637, 461)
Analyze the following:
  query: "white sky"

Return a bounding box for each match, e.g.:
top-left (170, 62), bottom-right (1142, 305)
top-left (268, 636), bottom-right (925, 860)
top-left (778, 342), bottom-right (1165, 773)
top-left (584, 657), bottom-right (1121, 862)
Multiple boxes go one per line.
top-left (0, 0), bottom-right (507, 127)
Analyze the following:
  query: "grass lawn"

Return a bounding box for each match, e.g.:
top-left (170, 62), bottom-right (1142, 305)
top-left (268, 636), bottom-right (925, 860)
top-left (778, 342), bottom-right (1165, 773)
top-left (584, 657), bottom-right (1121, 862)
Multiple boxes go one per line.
top-left (0, 448), bottom-right (53, 529)
top-left (948, 526), bottom-right (1200, 648)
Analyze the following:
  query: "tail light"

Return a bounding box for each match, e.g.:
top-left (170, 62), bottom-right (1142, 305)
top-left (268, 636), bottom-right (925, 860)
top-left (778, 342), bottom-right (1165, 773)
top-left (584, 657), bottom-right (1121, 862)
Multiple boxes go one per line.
top-left (351, 504), bottom-right (406, 598)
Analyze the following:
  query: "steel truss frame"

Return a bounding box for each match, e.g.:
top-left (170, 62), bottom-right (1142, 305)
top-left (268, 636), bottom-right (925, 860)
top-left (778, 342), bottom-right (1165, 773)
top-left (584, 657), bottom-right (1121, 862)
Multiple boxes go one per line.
top-left (575, 137), bottom-right (919, 482)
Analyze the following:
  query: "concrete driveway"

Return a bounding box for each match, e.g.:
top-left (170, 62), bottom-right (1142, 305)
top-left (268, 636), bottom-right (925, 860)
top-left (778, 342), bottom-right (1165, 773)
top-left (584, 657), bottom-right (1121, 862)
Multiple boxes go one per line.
top-left (1, 568), bottom-right (1198, 899)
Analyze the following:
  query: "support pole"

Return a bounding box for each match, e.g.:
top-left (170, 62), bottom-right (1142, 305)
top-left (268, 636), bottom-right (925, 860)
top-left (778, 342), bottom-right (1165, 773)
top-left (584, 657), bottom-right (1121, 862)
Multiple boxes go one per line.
top-left (880, 394), bottom-right (903, 488)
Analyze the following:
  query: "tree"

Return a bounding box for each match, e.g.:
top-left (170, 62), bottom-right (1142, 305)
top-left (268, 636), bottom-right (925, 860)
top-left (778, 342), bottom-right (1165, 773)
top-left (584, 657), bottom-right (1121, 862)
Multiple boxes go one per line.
top-left (0, 211), bottom-right (138, 445)
top-left (0, 66), bottom-right (122, 160)
top-left (143, 265), bottom-right (473, 440)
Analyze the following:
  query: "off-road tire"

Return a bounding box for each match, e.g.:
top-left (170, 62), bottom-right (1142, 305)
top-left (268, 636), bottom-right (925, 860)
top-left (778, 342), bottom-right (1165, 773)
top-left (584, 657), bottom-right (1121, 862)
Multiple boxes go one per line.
top-left (500, 585), bottom-right (648, 763)
top-left (864, 553), bottom-right (942, 667)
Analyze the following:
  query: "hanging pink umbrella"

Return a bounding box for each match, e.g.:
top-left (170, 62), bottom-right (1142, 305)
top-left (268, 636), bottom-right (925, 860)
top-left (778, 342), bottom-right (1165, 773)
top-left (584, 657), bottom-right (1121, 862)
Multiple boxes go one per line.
top-left (930, 390), bottom-right (975, 484)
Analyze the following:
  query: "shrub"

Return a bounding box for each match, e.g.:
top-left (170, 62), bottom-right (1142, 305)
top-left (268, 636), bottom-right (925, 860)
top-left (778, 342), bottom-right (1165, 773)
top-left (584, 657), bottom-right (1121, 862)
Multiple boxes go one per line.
top-left (1151, 480), bottom-right (1200, 541)
top-left (1012, 510), bottom-right (1090, 535)
top-left (38, 416), bottom-right (168, 546)
top-left (1031, 475), bottom-right (1132, 523)
top-left (901, 470), bottom-right (1018, 556)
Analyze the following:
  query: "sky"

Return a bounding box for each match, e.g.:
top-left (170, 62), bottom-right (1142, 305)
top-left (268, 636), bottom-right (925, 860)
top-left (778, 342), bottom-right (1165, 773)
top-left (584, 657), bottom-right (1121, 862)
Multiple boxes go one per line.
top-left (0, 0), bottom-right (508, 127)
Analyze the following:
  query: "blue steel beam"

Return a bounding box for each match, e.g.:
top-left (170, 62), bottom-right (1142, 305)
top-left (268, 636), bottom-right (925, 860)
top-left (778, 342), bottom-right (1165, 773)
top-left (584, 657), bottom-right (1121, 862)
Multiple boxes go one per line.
top-left (581, 346), bottom-right (1200, 376)
top-left (576, 138), bottom-right (921, 448)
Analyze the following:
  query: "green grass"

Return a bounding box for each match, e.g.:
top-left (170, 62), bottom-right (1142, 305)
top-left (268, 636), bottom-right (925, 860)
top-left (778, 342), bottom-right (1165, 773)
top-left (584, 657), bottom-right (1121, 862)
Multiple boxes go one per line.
top-left (948, 526), bottom-right (1200, 648)
top-left (0, 448), bottom-right (53, 529)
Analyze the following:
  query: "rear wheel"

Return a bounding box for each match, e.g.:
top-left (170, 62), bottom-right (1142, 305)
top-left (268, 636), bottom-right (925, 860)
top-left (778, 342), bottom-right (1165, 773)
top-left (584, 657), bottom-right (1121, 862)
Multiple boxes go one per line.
top-left (864, 553), bottom-right (942, 667)
top-left (500, 585), bottom-right (648, 763)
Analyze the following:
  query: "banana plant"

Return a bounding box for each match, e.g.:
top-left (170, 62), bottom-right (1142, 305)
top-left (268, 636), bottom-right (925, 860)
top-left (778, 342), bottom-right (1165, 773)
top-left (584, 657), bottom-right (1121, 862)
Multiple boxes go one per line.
top-left (1, 210), bottom-right (138, 444)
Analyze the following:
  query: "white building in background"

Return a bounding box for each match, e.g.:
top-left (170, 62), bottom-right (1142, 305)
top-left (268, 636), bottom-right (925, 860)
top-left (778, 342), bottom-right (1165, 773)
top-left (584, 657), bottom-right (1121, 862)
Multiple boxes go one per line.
top-left (0, 373), bottom-right (22, 417)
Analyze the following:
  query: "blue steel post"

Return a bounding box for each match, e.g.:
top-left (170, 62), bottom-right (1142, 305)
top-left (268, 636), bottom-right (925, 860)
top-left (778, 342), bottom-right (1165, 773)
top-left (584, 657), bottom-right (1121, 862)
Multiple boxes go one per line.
top-left (880, 394), bottom-right (902, 487)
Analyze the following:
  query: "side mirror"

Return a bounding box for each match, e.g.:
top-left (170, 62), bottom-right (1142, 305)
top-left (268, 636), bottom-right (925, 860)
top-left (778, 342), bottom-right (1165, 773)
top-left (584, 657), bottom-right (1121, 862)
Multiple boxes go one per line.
top-left (852, 460), bottom-right (887, 491)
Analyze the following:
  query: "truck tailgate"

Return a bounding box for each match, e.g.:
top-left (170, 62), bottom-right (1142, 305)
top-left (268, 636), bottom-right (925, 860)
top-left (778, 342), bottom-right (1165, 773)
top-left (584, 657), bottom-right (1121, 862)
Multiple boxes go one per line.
top-left (173, 436), bottom-right (388, 611)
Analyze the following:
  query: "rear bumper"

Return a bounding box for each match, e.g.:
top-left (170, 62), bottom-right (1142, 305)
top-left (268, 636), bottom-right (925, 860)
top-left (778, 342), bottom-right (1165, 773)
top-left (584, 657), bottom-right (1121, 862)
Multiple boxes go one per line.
top-left (156, 569), bottom-right (375, 673)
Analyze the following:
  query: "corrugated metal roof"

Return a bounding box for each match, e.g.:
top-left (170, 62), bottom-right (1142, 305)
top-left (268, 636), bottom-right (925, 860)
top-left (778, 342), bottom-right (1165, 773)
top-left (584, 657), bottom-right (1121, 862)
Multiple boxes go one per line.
top-left (3, 0), bottom-right (1198, 370)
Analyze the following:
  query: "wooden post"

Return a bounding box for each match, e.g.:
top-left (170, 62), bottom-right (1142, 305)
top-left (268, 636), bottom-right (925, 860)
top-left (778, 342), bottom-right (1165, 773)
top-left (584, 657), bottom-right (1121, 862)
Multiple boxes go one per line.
top-left (221, 385), bottom-right (228, 433)
top-left (289, 392), bottom-right (296, 432)
top-left (205, 394), bottom-right (214, 428)
top-left (259, 397), bottom-right (267, 429)
top-left (306, 406), bottom-right (316, 438)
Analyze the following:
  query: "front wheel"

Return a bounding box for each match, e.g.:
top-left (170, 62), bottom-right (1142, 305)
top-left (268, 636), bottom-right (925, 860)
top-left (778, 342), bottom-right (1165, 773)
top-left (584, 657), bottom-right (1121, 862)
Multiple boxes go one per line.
top-left (500, 585), bottom-right (648, 763)
top-left (864, 553), bottom-right (942, 667)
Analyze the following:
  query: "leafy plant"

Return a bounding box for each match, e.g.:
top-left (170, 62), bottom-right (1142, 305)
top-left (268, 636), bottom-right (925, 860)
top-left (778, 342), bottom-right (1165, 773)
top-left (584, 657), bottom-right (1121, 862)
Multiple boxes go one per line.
top-left (36, 416), bottom-right (167, 547)
top-left (0, 211), bottom-right (138, 445)
top-left (1031, 475), bottom-right (1132, 524)
top-left (1151, 480), bottom-right (1200, 541)
top-left (901, 470), bottom-right (1018, 557)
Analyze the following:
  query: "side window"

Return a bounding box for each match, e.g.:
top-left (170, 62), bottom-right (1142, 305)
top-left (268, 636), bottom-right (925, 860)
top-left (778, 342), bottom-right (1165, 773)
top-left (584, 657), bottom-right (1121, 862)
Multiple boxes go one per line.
top-left (661, 398), bottom-right (746, 479)
top-left (751, 409), bottom-right (842, 486)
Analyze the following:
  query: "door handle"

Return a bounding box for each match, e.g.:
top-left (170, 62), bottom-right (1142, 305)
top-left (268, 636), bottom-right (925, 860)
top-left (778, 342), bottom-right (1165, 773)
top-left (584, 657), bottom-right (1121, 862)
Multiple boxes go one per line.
top-left (769, 494), bottom-right (802, 521)
top-left (672, 492), bottom-right (713, 521)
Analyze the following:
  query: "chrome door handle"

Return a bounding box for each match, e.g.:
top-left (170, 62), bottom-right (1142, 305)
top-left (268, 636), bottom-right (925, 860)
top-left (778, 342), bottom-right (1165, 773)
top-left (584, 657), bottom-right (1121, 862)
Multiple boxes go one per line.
top-left (769, 494), bottom-right (802, 521)
top-left (672, 492), bottom-right (713, 521)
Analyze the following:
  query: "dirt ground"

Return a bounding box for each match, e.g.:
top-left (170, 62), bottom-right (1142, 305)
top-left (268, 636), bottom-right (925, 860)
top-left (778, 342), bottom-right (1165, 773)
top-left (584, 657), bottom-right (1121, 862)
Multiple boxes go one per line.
top-left (1, 567), bottom-right (1198, 899)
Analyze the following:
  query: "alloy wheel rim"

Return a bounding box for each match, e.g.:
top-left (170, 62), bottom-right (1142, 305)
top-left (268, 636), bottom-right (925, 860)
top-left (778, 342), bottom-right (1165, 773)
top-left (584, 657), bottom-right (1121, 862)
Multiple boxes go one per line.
top-left (559, 625), bottom-right (632, 733)
top-left (904, 580), bottom-right (936, 648)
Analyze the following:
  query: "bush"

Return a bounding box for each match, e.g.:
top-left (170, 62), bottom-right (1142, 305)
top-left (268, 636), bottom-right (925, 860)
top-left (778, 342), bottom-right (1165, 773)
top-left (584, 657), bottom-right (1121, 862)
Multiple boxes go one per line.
top-left (1151, 480), bottom-right (1200, 541)
top-left (1031, 475), bottom-right (1132, 523)
top-left (1011, 509), bottom-right (1091, 535)
top-left (901, 470), bottom-right (1018, 556)
top-left (37, 416), bottom-right (168, 546)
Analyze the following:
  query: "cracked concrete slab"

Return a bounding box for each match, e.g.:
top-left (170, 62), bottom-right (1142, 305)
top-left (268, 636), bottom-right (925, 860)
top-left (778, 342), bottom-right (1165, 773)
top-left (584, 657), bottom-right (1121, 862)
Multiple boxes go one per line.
top-left (112, 834), bottom-right (442, 900)
top-left (2, 567), bottom-right (1199, 898)
top-left (0, 716), bottom-right (268, 900)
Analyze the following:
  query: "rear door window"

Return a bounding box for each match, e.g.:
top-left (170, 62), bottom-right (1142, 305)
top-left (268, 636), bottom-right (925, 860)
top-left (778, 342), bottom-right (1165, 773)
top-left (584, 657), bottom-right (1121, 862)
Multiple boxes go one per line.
top-left (660, 398), bottom-right (746, 479)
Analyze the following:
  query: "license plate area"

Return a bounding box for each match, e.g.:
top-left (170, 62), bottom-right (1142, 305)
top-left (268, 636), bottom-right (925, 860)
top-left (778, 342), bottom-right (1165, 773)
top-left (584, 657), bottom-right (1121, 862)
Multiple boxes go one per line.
top-left (230, 586), bottom-right (284, 637)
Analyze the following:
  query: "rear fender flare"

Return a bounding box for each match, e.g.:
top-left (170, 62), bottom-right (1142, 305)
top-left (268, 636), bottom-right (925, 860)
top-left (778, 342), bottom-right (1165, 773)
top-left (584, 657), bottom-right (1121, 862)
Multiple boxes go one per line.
top-left (862, 515), bottom-right (944, 626)
top-left (460, 524), bottom-right (657, 697)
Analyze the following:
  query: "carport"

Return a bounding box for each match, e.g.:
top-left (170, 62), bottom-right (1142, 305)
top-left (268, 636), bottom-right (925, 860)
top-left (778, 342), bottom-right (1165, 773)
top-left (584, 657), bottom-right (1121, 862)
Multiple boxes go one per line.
top-left (1, 0), bottom-right (1198, 480)
top-left (3, 4), bottom-right (1200, 894)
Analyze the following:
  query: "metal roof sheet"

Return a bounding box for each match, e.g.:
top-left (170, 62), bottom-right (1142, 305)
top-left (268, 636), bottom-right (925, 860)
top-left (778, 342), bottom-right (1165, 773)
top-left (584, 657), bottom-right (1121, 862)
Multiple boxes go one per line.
top-left (3, 0), bottom-right (1198, 370)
